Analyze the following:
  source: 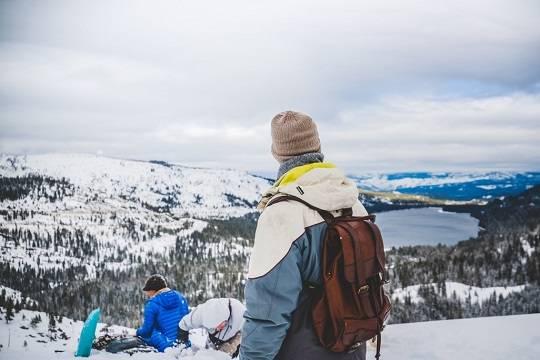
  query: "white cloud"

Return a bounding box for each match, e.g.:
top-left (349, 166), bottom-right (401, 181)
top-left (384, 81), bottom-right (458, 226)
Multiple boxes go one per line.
top-left (323, 93), bottom-right (540, 172)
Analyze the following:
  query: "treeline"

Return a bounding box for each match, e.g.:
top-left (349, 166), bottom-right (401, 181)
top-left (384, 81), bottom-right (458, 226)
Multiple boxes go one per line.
top-left (387, 185), bottom-right (540, 323)
top-left (1, 172), bottom-right (539, 327)
top-left (388, 185), bottom-right (540, 289)
top-left (0, 214), bottom-right (256, 327)
top-left (387, 231), bottom-right (539, 289)
top-left (0, 175), bottom-right (74, 202)
top-left (391, 285), bottom-right (540, 323)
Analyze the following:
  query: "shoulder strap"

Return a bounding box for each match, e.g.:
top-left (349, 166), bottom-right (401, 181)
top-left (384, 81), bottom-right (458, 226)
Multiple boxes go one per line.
top-left (364, 220), bottom-right (386, 274)
top-left (267, 194), bottom-right (352, 223)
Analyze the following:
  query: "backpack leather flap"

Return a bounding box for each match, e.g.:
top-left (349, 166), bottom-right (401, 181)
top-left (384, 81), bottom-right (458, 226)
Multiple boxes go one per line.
top-left (334, 224), bottom-right (358, 284)
top-left (364, 220), bottom-right (386, 273)
top-left (336, 221), bottom-right (377, 285)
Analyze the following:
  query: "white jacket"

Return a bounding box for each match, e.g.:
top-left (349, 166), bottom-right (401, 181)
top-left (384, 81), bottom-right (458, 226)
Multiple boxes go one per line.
top-left (179, 298), bottom-right (245, 342)
top-left (240, 166), bottom-right (368, 360)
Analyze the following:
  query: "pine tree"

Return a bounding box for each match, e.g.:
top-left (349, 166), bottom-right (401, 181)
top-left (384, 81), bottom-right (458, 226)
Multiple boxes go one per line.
top-left (30, 314), bottom-right (41, 328)
top-left (5, 302), bottom-right (14, 323)
top-left (48, 313), bottom-right (56, 329)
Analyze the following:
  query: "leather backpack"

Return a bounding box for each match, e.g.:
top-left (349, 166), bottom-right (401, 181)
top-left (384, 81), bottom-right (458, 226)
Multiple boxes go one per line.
top-left (268, 194), bottom-right (391, 359)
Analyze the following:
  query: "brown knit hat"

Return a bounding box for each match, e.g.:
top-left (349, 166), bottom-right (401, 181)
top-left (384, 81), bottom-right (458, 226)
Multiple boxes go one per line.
top-left (271, 111), bottom-right (321, 163)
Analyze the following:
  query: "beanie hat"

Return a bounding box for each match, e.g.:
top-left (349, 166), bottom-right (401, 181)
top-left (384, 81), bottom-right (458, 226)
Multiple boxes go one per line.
top-left (142, 274), bottom-right (167, 291)
top-left (271, 111), bottom-right (321, 163)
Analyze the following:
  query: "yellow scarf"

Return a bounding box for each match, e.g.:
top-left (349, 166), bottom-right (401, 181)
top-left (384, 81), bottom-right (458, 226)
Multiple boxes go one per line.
top-left (274, 162), bottom-right (336, 187)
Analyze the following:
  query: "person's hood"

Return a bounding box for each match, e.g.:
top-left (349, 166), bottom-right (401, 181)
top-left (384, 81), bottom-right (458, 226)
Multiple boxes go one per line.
top-left (200, 298), bottom-right (231, 330)
top-left (151, 289), bottom-right (181, 310)
top-left (258, 164), bottom-right (359, 212)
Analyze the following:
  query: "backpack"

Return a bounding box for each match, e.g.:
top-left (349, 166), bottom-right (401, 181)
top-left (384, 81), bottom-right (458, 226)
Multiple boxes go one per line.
top-left (268, 194), bottom-right (391, 359)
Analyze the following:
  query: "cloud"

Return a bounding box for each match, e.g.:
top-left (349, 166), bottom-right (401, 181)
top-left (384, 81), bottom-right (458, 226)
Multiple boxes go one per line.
top-left (0, 0), bottom-right (539, 173)
top-left (322, 93), bottom-right (540, 172)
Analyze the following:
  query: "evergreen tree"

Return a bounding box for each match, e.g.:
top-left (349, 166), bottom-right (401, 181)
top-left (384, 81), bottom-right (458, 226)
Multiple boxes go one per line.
top-left (5, 302), bottom-right (14, 323)
top-left (48, 313), bottom-right (56, 329)
top-left (30, 314), bottom-right (41, 328)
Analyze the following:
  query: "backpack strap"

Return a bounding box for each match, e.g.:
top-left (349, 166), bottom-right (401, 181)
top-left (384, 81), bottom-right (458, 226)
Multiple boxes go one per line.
top-left (375, 332), bottom-right (382, 360)
top-left (266, 194), bottom-right (352, 223)
top-left (363, 221), bottom-right (386, 276)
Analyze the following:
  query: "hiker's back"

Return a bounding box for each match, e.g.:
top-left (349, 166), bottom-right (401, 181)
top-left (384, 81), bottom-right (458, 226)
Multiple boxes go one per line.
top-left (240, 110), bottom-right (392, 360)
top-left (269, 197), bottom-right (370, 360)
top-left (241, 164), bottom-right (379, 360)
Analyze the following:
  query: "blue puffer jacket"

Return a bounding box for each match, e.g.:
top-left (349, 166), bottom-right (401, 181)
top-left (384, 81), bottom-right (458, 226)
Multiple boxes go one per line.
top-left (240, 165), bottom-right (369, 360)
top-left (136, 289), bottom-right (189, 352)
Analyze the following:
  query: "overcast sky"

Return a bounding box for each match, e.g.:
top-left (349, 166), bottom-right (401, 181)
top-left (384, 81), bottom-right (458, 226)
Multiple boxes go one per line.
top-left (1, 0), bottom-right (539, 176)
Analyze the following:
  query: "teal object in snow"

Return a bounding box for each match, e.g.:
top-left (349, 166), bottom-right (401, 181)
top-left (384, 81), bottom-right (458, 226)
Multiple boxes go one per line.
top-left (75, 308), bottom-right (101, 357)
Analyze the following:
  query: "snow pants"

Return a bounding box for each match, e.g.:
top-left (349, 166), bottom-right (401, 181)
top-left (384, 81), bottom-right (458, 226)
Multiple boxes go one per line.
top-left (105, 336), bottom-right (145, 353)
top-left (275, 294), bottom-right (366, 360)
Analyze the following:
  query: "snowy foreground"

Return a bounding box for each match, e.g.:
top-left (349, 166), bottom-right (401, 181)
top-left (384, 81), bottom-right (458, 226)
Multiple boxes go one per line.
top-left (1, 309), bottom-right (539, 360)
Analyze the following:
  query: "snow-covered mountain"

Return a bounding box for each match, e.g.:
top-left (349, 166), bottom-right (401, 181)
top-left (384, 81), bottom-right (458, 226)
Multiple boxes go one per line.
top-left (0, 153), bottom-right (270, 278)
top-left (1, 153), bottom-right (538, 329)
top-left (350, 171), bottom-right (540, 201)
top-left (1, 306), bottom-right (538, 360)
top-left (0, 153), bottom-right (271, 219)
top-left (0, 153), bottom-right (274, 325)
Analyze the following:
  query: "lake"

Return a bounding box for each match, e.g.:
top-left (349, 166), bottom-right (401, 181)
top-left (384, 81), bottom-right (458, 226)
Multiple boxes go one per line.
top-left (374, 207), bottom-right (480, 248)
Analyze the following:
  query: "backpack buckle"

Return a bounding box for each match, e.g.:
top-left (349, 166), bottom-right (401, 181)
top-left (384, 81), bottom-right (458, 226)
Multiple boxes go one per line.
top-left (357, 284), bottom-right (369, 294)
top-left (378, 272), bottom-right (389, 284)
top-left (347, 341), bottom-right (364, 353)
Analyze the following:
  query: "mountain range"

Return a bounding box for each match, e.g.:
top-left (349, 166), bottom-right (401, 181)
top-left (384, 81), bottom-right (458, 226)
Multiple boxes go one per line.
top-left (0, 153), bottom-right (538, 327)
top-left (349, 171), bottom-right (540, 201)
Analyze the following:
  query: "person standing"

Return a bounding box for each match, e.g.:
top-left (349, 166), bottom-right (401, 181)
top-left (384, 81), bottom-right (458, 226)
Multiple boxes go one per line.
top-left (239, 111), bottom-right (369, 360)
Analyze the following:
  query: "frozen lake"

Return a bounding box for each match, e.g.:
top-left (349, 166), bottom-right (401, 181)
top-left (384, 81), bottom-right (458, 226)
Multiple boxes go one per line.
top-left (374, 207), bottom-right (480, 248)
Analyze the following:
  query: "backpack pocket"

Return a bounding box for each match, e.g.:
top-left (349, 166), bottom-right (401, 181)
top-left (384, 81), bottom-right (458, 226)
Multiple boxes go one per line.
top-left (341, 317), bottom-right (379, 346)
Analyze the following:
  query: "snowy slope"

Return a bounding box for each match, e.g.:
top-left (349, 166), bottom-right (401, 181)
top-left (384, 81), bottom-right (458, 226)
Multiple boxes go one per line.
top-left (0, 285), bottom-right (38, 307)
top-left (1, 308), bottom-right (538, 360)
top-left (0, 308), bottom-right (227, 360)
top-left (0, 153), bottom-right (271, 219)
top-left (379, 313), bottom-right (540, 360)
top-left (0, 153), bottom-right (271, 282)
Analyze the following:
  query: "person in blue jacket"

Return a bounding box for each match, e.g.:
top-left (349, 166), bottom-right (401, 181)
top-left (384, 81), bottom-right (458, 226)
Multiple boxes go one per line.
top-left (105, 274), bottom-right (189, 353)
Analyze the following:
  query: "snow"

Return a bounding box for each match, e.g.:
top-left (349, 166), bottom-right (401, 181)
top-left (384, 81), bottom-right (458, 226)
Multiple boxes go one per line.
top-left (1, 308), bottom-right (539, 360)
top-left (0, 154), bottom-right (269, 279)
top-left (477, 185), bottom-right (497, 190)
top-left (0, 308), bottom-right (228, 360)
top-left (0, 153), bottom-right (271, 219)
top-left (379, 313), bottom-right (540, 360)
top-left (351, 172), bottom-right (516, 191)
top-left (392, 281), bottom-right (526, 304)
top-left (521, 237), bottom-right (535, 257)
top-left (349, 171), bottom-right (540, 201)
top-left (0, 286), bottom-right (38, 306)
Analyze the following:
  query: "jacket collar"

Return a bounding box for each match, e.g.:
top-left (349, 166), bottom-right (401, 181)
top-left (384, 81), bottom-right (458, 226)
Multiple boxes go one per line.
top-left (274, 162), bottom-right (336, 187)
top-left (276, 152), bottom-right (324, 180)
top-left (258, 165), bottom-right (359, 212)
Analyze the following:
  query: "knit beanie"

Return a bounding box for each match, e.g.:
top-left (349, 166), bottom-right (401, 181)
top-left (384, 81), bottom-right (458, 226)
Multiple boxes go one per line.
top-left (142, 274), bottom-right (167, 291)
top-left (271, 111), bottom-right (321, 163)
